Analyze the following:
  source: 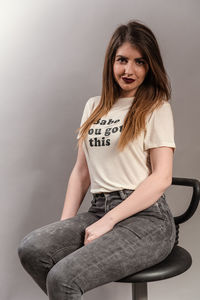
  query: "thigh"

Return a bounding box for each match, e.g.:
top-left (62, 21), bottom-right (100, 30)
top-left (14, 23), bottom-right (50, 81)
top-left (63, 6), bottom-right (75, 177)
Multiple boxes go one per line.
top-left (20, 212), bottom-right (99, 263)
top-left (46, 209), bottom-right (173, 295)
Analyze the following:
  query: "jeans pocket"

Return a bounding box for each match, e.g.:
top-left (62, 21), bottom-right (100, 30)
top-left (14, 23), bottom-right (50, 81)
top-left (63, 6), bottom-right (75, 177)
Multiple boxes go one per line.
top-left (117, 224), bottom-right (143, 239)
top-left (136, 202), bottom-right (166, 221)
top-left (115, 214), bottom-right (162, 240)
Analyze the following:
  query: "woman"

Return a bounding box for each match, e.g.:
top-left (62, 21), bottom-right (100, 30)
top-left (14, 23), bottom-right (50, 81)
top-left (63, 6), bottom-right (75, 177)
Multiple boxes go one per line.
top-left (18, 20), bottom-right (176, 300)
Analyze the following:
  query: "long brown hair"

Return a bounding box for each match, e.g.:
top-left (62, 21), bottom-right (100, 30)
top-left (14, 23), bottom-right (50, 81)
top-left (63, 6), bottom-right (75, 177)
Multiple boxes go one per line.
top-left (76, 20), bottom-right (171, 152)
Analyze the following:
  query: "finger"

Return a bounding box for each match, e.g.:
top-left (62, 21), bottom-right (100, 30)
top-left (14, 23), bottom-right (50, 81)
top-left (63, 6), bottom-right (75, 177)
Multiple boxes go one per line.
top-left (85, 234), bottom-right (93, 246)
top-left (84, 232), bottom-right (88, 244)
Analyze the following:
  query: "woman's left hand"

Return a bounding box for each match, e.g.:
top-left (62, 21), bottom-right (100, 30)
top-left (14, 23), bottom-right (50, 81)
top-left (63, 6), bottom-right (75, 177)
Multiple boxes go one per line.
top-left (84, 217), bottom-right (115, 246)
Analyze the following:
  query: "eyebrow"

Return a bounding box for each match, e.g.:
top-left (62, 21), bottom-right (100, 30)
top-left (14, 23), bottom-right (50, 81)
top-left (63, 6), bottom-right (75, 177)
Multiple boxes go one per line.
top-left (116, 55), bottom-right (145, 60)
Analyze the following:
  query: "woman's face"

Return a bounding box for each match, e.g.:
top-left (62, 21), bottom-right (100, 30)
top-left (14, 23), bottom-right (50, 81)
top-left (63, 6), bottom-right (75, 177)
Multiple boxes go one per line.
top-left (113, 42), bottom-right (149, 97)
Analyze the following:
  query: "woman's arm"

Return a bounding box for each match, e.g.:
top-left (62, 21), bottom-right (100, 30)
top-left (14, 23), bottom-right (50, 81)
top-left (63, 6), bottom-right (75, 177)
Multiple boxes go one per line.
top-left (103, 146), bottom-right (174, 226)
top-left (60, 143), bottom-right (91, 220)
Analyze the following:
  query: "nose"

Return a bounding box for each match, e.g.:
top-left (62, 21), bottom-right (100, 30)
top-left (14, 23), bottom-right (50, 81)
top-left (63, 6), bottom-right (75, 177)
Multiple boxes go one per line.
top-left (124, 61), bottom-right (135, 76)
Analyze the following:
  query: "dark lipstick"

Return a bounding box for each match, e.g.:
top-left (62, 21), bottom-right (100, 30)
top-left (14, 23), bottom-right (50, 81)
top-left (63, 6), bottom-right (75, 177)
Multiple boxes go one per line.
top-left (122, 77), bottom-right (135, 84)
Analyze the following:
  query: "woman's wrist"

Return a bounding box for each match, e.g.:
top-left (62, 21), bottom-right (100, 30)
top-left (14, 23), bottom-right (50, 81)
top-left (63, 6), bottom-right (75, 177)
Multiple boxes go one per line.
top-left (101, 211), bottom-right (118, 227)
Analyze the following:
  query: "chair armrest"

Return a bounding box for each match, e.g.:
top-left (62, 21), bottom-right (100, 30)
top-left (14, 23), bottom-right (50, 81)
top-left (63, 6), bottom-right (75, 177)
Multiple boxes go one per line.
top-left (171, 177), bottom-right (200, 225)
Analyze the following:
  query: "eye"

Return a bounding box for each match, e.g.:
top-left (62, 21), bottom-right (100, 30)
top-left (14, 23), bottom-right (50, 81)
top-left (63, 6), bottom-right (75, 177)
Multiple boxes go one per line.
top-left (117, 57), bottom-right (127, 63)
top-left (135, 59), bottom-right (145, 65)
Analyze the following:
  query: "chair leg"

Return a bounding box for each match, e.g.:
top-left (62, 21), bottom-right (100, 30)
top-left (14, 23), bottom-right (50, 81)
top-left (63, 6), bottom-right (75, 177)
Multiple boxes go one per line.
top-left (132, 282), bottom-right (148, 300)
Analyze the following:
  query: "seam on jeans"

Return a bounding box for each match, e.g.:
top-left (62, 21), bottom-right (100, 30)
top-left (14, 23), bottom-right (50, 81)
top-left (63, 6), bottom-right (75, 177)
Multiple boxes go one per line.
top-left (65, 262), bottom-right (104, 294)
top-left (71, 248), bottom-right (128, 293)
top-left (164, 209), bottom-right (176, 243)
top-left (50, 245), bottom-right (77, 263)
top-left (116, 224), bottom-right (142, 239)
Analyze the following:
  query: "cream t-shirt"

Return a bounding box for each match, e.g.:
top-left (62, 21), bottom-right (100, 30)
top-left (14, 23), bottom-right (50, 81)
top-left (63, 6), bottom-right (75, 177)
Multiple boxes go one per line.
top-left (77, 96), bottom-right (176, 193)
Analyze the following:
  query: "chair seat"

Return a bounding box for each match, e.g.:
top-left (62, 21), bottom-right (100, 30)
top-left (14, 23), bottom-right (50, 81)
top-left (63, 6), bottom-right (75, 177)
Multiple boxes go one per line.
top-left (116, 246), bottom-right (192, 283)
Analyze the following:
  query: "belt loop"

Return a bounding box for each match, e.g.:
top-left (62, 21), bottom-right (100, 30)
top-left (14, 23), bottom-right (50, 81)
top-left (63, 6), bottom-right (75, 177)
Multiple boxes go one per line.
top-left (160, 193), bottom-right (166, 200)
top-left (119, 190), bottom-right (126, 200)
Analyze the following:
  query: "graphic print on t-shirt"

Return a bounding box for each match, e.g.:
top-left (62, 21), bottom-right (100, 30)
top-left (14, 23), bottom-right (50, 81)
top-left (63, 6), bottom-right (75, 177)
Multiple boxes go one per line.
top-left (87, 117), bottom-right (124, 147)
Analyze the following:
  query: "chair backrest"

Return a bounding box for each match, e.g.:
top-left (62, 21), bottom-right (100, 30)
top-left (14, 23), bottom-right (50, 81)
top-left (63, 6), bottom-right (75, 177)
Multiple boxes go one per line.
top-left (172, 177), bottom-right (200, 246)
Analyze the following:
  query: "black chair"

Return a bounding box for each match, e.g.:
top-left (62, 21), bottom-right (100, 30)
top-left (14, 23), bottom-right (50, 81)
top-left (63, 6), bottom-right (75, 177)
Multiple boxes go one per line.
top-left (115, 177), bottom-right (200, 300)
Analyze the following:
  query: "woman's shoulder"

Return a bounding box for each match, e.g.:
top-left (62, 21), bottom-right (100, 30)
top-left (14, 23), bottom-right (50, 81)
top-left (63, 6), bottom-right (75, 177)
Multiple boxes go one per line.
top-left (152, 99), bottom-right (173, 114)
top-left (155, 99), bottom-right (172, 108)
top-left (86, 95), bottom-right (101, 111)
top-left (146, 99), bottom-right (173, 123)
top-left (87, 95), bottom-right (101, 104)
top-left (157, 99), bottom-right (174, 115)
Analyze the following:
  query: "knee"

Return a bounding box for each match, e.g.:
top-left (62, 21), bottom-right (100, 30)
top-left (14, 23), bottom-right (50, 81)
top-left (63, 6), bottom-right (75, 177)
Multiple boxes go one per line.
top-left (18, 231), bottom-right (41, 268)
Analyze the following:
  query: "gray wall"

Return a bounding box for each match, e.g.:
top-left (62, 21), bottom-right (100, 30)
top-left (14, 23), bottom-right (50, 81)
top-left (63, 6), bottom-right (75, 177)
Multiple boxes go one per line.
top-left (1, 0), bottom-right (199, 299)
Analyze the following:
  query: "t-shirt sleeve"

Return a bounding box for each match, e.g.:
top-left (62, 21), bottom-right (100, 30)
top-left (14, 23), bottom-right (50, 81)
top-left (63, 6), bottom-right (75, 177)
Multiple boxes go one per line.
top-left (144, 101), bottom-right (176, 151)
top-left (76, 98), bottom-right (92, 139)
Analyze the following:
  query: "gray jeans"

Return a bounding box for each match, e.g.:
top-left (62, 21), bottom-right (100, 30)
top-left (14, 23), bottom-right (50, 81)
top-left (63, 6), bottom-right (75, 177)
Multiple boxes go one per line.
top-left (18, 189), bottom-right (176, 300)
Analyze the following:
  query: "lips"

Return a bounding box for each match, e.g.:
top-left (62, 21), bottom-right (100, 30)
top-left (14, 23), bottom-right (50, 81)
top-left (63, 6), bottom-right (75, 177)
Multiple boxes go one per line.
top-left (122, 77), bottom-right (135, 84)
